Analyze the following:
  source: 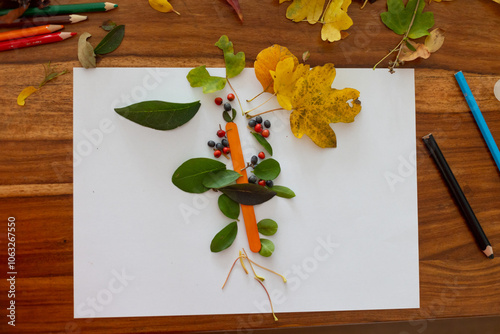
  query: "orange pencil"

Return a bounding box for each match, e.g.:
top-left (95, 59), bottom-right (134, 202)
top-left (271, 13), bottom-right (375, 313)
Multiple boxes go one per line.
top-left (0, 25), bottom-right (64, 42)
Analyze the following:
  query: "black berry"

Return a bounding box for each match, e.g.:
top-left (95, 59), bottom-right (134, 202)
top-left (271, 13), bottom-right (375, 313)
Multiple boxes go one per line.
top-left (248, 175), bottom-right (257, 183)
top-left (207, 140), bottom-right (215, 147)
top-left (216, 143), bottom-right (224, 150)
top-left (248, 119), bottom-right (257, 127)
top-left (264, 120), bottom-right (271, 128)
top-left (255, 116), bottom-right (263, 124)
top-left (221, 138), bottom-right (229, 147)
top-left (250, 155), bottom-right (258, 165)
top-left (266, 180), bottom-right (273, 187)
top-left (223, 102), bottom-right (232, 112)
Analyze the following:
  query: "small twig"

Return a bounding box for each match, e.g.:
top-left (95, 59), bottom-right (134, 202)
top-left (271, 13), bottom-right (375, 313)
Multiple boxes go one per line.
top-left (254, 277), bottom-right (278, 321)
top-left (243, 93), bottom-right (276, 116)
top-left (246, 108), bottom-right (285, 118)
top-left (226, 78), bottom-right (244, 116)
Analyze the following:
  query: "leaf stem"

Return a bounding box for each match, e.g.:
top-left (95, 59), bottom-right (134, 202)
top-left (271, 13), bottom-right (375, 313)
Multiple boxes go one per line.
top-left (227, 78), bottom-right (244, 116)
top-left (246, 108), bottom-right (285, 119)
top-left (243, 93), bottom-right (276, 116)
top-left (242, 248), bottom-right (265, 281)
top-left (254, 277), bottom-right (278, 321)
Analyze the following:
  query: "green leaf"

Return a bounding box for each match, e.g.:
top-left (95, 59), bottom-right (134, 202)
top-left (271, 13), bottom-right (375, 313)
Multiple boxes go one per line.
top-left (223, 108), bottom-right (237, 122)
top-left (115, 100), bottom-right (201, 130)
top-left (187, 66), bottom-right (227, 93)
top-left (218, 194), bottom-right (240, 219)
top-left (257, 219), bottom-right (278, 236)
top-left (220, 183), bottom-right (276, 205)
top-left (251, 132), bottom-right (273, 156)
top-left (405, 39), bottom-right (416, 52)
top-left (252, 158), bottom-right (281, 180)
top-left (380, 0), bottom-right (434, 39)
top-left (210, 221), bottom-right (238, 252)
top-left (215, 35), bottom-right (245, 79)
top-left (94, 24), bottom-right (125, 55)
top-left (172, 158), bottom-right (226, 193)
top-left (259, 238), bottom-right (275, 257)
top-left (269, 185), bottom-right (296, 198)
top-left (202, 170), bottom-right (241, 189)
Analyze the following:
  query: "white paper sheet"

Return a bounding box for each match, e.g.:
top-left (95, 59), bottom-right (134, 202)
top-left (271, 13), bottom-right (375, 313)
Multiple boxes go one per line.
top-left (73, 67), bottom-right (418, 318)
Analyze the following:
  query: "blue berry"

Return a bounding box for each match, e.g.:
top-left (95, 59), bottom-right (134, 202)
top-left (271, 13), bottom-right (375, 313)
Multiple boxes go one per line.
top-left (255, 116), bottom-right (263, 124)
top-left (264, 120), bottom-right (271, 128)
top-left (250, 155), bottom-right (258, 165)
top-left (221, 138), bottom-right (229, 147)
top-left (207, 140), bottom-right (215, 147)
top-left (266, 180), bottom-right (274, 187)
top-left (248, 175), bottom-right (258, 183)
top-left (223, 102), bottom-right (232, 112)
top-left (248, 119), bottom-right (257, 127)
top-left (216, 143), bottom-right (224, 150)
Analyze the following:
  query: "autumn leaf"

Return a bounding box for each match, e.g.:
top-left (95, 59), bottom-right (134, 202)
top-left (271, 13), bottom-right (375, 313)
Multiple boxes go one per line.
top-left (381, 0), bottom-right (434, 39)
top-left (270, 57), bottom-right (309, 110)
top-left (289, 63), bottom-right (361, 148)
top-left (187, 65), bottom-right (226, 93)
top-left (254, 44), bottom-right (298, 94)
top-left (149, 0), bottom-right (180, 14)
top-left (17, 86), bottom-right (37, 106)
top-left (321, 0), bottom-right (354, 42)
top-left (78, 32), bottom-right (96, 69)
top-left (399, 28), bottom-right (444, 62)
top-left (226, 0), bottom-right (243, 22)
top-left (285, 0), bottom-right (326, 24)
top-left (17, 63), bottom-right (67, 106)
top-left (215, 35), bottom-right (245, 79)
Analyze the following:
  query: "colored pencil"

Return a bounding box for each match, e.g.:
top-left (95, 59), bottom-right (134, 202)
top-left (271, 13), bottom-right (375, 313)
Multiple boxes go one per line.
top-left (455, 71), bottom-right (500, 172)
top-left (0, 24), bottom-right (63, 42)
top-left (0, 14), bottom-right (87, 28)
top-left (423, 133), bottom-right (494, 259)
top-left (0, 32), bottom-right (76, 52)
top-left (0, 2), bottom-right (117, 17)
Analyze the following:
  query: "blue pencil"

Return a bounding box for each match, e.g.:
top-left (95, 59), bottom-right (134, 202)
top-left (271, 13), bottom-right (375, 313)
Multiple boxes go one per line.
top-left (455, 71), bottom-right (500, 172)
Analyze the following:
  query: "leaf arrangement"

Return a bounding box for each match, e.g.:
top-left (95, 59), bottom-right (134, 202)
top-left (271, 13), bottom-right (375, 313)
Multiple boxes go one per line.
top-left (78, 24), bottom-right (125, 69)
top-left (375, 0), bottom-right (445, 72)
top-left (279, 0), bottom-right (354, 42)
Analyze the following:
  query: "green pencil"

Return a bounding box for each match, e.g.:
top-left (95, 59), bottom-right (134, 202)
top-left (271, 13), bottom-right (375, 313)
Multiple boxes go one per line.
top-left (0, 2), bottom-right (118, 17)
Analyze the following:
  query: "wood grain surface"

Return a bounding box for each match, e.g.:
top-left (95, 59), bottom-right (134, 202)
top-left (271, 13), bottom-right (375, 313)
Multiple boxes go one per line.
top-left (0, 0), bottom-right (500, 333)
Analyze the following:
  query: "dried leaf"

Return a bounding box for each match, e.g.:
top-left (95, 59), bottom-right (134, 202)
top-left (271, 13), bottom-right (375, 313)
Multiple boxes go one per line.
top-left (289, 63), bottom-right (361, 148)
top-left (302, 51), bottom-right (310, 62)
top-left (148, 0), bottom-right (180, 14)
top-left (78, 32), bottom-right (96, 69)
top-left (321, 0), bottom-right (354, 42)
top-left (226, 0), bottom-right (243, 22)
top-left (399, 41), bottom-right (431, 62)
top-left (100, 20), bottom-right (117, 31)
top-left (17, 86), bottom-right (37, 106)
top-left (285, 0), bottom-right (326, 24)
top-left (254, 44), bottom-right (298, 94)
top-left (424, 28), bottom-right (444, 53)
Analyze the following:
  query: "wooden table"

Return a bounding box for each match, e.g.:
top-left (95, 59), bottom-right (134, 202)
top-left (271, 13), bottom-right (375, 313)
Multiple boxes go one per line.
top-left (1, 1), bottom-right (499, 333)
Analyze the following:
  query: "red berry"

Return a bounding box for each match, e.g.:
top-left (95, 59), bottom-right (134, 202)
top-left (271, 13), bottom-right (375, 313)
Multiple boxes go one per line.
top-left (258, 151), bottom-right (265, 159)
top-left (214, 150), bottom-right (222, 158)
top-left (227, 93), bottom-right (235, 101)
top-left (223, 147), bottom-right (230, 154)
top-left (254, 123), bottom-right (263, 133)
top-left (258, 180), bottom-right (266, 186)
top-left (215, 97), bottom-right (223, 105)
top-left (217, 129), bottom-right (226, 138)
top-left (261, 129), bottom-right (270, 138)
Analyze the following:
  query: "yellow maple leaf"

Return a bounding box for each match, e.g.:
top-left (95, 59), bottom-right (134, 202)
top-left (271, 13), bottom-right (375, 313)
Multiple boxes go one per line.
top-left (321, 0), bottom-right (353, 42)
top-left (289, 63), bottom-right (361, 148)
top-left (285, 0), bottom-right (326, 24)
top-left (270, 57), bottom-right (310, 110)
top-left (149, 0), bottom-right (180, 14)
top-left (254, 44), bottom-right (298, 94)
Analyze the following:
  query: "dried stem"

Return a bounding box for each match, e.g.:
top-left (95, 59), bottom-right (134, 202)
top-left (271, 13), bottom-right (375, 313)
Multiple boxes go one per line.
top-left (242, 248), bottom-right (265, 281)
top-left (254, 277), bottom-right (278, 321)
top-left (226, 78), bottom-right (244, 116)
top-left (246, 107), bottom-right (285, 118)
top-left (243, 93), bottom-right (276, 116)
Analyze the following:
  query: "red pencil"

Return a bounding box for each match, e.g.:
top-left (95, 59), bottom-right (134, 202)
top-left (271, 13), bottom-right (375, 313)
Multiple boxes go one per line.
top-left (0, 32), bottom-right (76, 52)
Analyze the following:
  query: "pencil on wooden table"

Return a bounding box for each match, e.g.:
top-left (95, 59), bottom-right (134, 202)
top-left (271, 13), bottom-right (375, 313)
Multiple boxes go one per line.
top-left (0, 32), bottom-right (76, 52)
top-left (0, 2), bottom-right (118, 17)
top-left (0, 15), bottom-right (87, 28)
top-left (422, 133), bottom-right (494, 259)
top-left (0, 25), bottom-right (64, 42)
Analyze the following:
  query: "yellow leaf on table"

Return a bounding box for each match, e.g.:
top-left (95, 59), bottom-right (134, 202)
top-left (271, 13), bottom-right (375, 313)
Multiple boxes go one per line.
top-left (17, 86), bottom-right (38, 106)
top-left (254, 44), bottom-right (298, 94)
top-left (285, 0), bottom-right (325, 24)
top-left (149, 0), bottom-right (180, 14)
top-left (321, 0), bottom-right (353, 42)
top-left (289, 63), bottom-right (361, 148)
top-left (270, 57), bottom-right (309, 110)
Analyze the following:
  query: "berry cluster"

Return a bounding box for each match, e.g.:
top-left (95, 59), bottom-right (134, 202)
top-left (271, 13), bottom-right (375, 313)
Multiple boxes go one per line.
top-left (208, 125), bottom-right (230, 158)
top-left (248, 116), bottom-right (271, 138)
top-left (247, 152), bottom-right (273, 187)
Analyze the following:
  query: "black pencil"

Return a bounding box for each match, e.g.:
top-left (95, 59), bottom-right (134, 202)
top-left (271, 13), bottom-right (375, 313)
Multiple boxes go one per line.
top-left (423, 133), bottom-right (494, 259)
top-left (0, 14), bottom-right (87, 28)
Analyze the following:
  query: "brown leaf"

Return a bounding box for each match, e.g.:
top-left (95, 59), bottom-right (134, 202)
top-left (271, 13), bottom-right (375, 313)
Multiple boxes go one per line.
top-left (424, 28), bottom-right (445, 53)
top-left (226, 0), bottom-right (243, 22)
top-left (399, 41), bottom-right (431, 62)
top-left (78, 32), bottom-right (96, 69)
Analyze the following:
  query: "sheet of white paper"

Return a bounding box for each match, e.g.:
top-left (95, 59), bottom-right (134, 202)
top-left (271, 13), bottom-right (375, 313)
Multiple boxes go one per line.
top-left (73, 67), bottom-right (418, 318)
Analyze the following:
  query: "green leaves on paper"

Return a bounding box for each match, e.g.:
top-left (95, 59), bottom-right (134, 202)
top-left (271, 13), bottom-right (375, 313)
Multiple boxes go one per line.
top-left (210, 221), bottom-right (238, 252)
top-left (257, 219), bottom-right (278, 236)
top-left (202, 170), bottom-right (241, 189)
top-left (220, 184), bottom-right (276, 205)
top-left (187, 35), bottom-right (245, 93)
top-left (381, 0), bottom-right (434, 39)
top-left (259, 238), bottom-right (275, 257)
top-left (218, 194), bottom-right (240, 219)
top-left (269, 185), bottom-right (296, 198)
top-left (115, 100), bottom-right (201, 130)
top-left (251, 132), bottom-right (273, 156)
top-left (252, 158), bottom-right (280, 180)
top-left (172, 158), bottom-right (226, 193)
